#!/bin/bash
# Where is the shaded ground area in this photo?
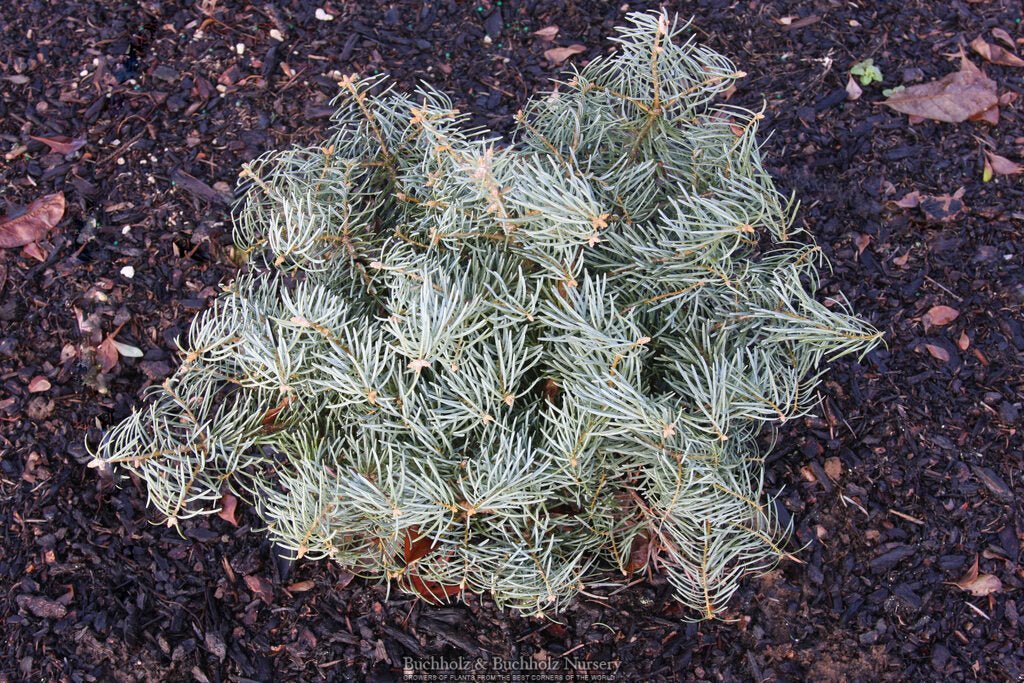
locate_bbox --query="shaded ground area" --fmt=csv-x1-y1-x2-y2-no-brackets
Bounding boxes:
1,0,1022,680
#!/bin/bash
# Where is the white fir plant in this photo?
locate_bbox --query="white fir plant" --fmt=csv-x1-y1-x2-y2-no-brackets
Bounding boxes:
90,11,880,619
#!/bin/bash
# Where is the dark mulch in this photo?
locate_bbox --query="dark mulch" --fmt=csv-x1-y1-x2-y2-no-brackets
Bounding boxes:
1,1,1022,681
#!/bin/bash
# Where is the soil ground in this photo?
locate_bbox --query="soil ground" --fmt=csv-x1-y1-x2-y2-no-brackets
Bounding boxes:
1,1,1022,681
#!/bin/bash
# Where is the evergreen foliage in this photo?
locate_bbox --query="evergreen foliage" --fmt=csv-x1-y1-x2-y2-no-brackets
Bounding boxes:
90,11,881,619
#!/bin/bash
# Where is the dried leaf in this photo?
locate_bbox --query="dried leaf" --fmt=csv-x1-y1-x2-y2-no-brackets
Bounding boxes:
407,574,462,604
260,396,292,433
543,378,560,403
28,376,51,393
403,526,437,564
846,75,863,101
957,330,970,350
970,36,1024,67
969,103,999,124
984,150,1024,176
917,188,967,222
286,580,315,592
923,305,960,328
895,191,921,208
335,571,355,590
951,556,1002,597
96,336,120,373
244,575,274,604
0,192,65,248
29,135,87,155
883,55,998,123
823,457,842,481
217,492,238,526
22,241,48,262
112,340,143,358
990,28,1015,50
626,531,657,574
532,25,559,41
924,343,951,362
854,233,871,255
544,44,586,64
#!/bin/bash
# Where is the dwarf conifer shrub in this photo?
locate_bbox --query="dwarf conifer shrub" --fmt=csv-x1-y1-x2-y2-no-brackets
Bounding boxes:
90,12,880,619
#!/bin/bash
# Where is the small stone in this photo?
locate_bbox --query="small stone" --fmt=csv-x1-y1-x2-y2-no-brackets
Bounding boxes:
315,8,334,21
120,265,135,279
235,43,245,55
269,29,283,41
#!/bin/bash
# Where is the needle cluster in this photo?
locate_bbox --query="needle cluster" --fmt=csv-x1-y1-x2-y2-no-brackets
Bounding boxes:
91,11,880,619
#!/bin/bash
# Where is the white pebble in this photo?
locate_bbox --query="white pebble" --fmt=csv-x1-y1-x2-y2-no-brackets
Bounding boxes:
121,226,132,235
315,8,334,21
269,29,284,41
120,265,135,279
235,43,245,55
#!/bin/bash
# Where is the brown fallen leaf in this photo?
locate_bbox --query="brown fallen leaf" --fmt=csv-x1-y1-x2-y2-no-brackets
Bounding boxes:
990,28,1015,50
957,330,970,350
984,150,1024,176
244,575,275,604
894,188,968,222
29,135,87,155
544,44,586,65
217,492,239,526
853,232,871,255
846,75,863,101
895,191,922,208
406,573,462,605
924,343,951,362
970,36,1024,68
287,580,316,593
823,456,842,481
923,305,960,328
96,336,120,373
532,25,559,41
28,376,51,393
335,570,355,590
22,241,48,262
883,54,998,123
949,556,1002,597
0,192,65,248
921,188,967,221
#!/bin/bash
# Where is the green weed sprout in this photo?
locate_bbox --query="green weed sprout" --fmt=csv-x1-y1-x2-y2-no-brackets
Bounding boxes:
851,58,883,86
